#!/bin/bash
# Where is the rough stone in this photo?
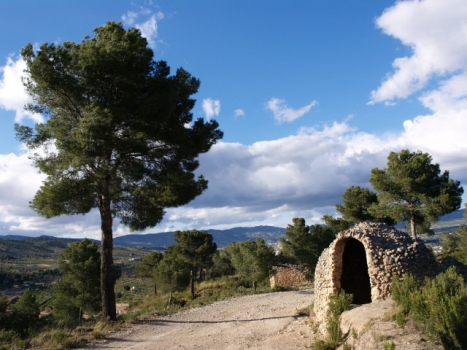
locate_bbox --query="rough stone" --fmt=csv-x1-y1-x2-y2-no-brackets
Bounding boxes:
269,264,309,288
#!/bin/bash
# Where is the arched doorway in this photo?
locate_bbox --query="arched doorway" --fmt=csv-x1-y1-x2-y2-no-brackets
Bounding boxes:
340,238,371,304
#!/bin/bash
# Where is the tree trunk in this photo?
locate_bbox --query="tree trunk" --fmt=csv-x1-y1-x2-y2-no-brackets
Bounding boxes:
190,269,195,299
99,194,116,320
410,215,417,240
154,283,157,295
167,290,172,308
253,280,256,293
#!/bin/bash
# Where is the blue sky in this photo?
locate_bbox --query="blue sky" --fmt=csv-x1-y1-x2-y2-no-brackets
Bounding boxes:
1,0,466,238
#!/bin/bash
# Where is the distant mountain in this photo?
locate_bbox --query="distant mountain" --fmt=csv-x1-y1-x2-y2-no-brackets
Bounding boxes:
1,235,31,241
113,225,286,248
0,209,464,251
436,209,465,221
0,235,84,260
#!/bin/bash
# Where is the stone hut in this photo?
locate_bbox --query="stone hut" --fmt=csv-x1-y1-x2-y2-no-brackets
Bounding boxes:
313,221,438,331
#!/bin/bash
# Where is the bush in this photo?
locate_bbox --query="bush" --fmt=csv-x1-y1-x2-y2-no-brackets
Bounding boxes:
392,267,467,349
395,311,406,328
0,329,19,347
391,273,418,314
312,290,353,349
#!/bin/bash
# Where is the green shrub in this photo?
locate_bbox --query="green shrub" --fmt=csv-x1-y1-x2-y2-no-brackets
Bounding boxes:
327,289,353,317
312,290,353,349
326,315,342,348
0,329,19,345
383,340,396,350
391,273,418,314
392,267,467,350
311,339,335,350
395,311,406,328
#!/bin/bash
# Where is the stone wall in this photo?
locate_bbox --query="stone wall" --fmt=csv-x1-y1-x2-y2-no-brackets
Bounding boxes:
269,264,309,288
313,221,438,333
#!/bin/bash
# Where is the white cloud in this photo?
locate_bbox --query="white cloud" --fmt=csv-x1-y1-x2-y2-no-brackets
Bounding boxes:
0,110,466,237
0,56,43,123
370,0,467,104
122,9,164,48
419,72,467,112
202,98,221,120
0,149,130,239
234,109,245,118
121,11,137,26
154,106,467,231
266,98,317,124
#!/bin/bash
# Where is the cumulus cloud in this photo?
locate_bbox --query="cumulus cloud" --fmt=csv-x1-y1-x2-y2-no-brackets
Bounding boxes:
202,98,221,120
266,98,318,124
0,149,132,239
153,107,467,231
122,8,164,48
0,56,43,123
1,111,466,236
234,109,245,118
369,0,467,105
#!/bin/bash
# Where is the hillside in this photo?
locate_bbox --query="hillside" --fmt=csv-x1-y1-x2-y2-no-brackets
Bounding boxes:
113,225,286,248
0,208,464,253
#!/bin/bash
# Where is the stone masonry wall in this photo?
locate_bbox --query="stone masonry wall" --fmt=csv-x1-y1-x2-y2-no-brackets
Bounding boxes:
313,221,438,333
269,264,309,288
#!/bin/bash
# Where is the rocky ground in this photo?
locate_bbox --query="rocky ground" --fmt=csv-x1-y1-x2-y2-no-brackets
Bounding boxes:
80,289,440,350
339,299,442,349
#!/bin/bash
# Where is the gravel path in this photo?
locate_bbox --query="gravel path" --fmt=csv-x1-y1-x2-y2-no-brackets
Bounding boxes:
84,289,315,350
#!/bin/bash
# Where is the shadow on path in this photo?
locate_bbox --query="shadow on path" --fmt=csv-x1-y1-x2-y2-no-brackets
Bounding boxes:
132,314,303,326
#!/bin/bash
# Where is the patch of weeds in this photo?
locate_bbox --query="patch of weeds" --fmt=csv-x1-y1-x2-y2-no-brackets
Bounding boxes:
92,330,106,340
383,308,398,322
342,341,352,350
92,320,112,340
310,338,335,350
29,328,84,349
383,340,396,350
371,331,384,343
296,303,313,316
271,285,298,292
359,319,374,335
0,329,20,350
395,311,406,328
351,327,358,339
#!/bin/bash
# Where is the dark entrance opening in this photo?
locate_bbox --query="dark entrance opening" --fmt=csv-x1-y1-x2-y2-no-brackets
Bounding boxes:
340,238,371,304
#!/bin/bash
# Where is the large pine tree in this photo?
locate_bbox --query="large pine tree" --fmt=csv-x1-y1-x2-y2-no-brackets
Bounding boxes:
17,22,222,319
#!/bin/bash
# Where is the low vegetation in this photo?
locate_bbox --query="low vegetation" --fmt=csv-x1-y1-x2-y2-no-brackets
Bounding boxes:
311,290,353,350
392,267,467,350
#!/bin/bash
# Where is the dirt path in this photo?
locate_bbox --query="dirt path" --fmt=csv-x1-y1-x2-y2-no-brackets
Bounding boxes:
83,289,315,350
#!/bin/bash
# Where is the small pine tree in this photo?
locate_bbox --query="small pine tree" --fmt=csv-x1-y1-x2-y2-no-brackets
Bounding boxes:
136,252,163,294
153,246,190,307
174,230,217,299
53,238,101,322
227,238,275,292
280,218,336,278
11,290,40,336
